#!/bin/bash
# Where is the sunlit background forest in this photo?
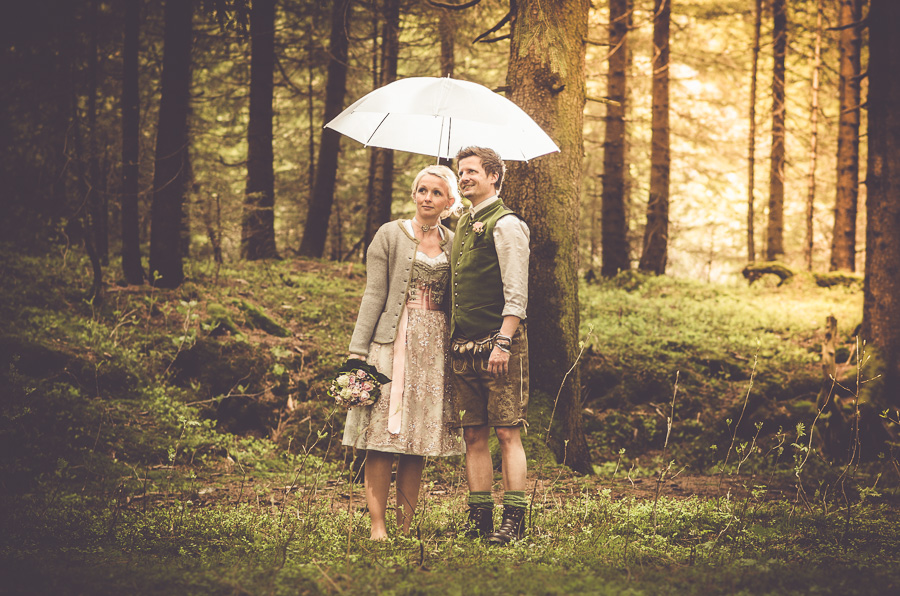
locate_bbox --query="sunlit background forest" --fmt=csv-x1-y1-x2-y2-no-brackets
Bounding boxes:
2,0,868,277
3,0,900,594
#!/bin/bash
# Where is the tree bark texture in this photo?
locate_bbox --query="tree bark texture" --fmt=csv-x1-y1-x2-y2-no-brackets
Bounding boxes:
804,0,822,271
504,0,592,473
121,0,144,284
149,0,193,288
87,0,109,266
241,0,278,260
638,0,670,275
438,5,456,77
830,0,862,272
364,0,400,252
299,0,352,258
765,0,786,262
746,0,761,263
862,0,900,407
601,0,631,278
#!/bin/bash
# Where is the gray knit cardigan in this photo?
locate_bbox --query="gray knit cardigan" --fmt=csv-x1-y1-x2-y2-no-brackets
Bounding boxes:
348,219,453,356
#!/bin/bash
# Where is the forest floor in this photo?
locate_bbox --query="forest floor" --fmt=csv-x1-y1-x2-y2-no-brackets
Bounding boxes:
2,246,899,595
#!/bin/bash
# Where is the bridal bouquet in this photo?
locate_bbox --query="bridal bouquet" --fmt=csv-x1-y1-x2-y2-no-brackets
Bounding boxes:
327,358,391,408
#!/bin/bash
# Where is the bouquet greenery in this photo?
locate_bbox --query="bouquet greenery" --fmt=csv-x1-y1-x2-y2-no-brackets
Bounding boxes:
327,358,391,408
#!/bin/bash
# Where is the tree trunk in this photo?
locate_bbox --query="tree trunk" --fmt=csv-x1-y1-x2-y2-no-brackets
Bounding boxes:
364,0,400,252
862,0,900,408
306,12,316,225
121,0,144,285
299,0,352,258
241,0,278,260
830,0,862,272
149,0,193,288
746,0,761,263
504,0,592,474
804,0,823,271
438,5,455,78
601,0,631,278
86,0,109,266
766,0,786,262
638,0,670,275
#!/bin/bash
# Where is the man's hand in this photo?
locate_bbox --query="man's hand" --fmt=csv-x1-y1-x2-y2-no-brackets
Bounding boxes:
488,345,510,377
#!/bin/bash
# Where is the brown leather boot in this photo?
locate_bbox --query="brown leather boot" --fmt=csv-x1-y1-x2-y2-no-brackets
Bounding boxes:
488,505,526,545
464,505,494,539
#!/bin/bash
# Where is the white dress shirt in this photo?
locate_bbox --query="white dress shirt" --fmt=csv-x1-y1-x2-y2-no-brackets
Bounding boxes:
471,195,530,320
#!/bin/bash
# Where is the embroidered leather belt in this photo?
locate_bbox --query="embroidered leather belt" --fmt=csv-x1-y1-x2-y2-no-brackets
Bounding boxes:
451,331,500,356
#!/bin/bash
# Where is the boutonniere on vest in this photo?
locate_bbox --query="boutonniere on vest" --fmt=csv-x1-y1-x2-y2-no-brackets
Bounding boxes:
472,221,485,235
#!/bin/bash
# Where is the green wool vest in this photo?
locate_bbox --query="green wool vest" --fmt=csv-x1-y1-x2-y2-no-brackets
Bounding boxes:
450,200,517,338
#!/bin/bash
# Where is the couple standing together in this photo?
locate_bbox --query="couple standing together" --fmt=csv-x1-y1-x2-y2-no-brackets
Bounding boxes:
342,146,530,544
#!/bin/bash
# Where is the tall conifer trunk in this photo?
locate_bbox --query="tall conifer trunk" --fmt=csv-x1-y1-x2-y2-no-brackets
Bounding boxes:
241,0,278,260
299,0,352,258
746,0,761,263
804,0,823,271
766,0,786,262
121,0,144,284
504,0,592,474
364,0,399,252
149,0,193,288
638,0,670,275
862,0,900,407
601,0,631,278
830,0,862,272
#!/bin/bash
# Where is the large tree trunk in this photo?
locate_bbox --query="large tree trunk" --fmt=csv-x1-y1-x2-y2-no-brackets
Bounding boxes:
149,0,193,288
638,0,670,275
299,0,352,258
504,0,592,474
363,0,400,252
121,0,144,285
830,0,862,272
862,0,900,408
241,0,278,260
765,0,786,262
804,0,823,271
601,0,631,278
746,0,761,263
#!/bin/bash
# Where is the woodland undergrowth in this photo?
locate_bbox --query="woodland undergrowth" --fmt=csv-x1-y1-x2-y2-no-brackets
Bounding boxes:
1,244,898,595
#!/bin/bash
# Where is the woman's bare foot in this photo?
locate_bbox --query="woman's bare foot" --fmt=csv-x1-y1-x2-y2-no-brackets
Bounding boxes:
370,524,388,541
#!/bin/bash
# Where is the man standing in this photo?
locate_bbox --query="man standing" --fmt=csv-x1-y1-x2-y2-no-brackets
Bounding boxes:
450,146,530,545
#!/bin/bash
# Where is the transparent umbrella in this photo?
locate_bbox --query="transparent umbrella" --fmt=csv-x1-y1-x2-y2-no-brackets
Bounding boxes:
325,76,559,162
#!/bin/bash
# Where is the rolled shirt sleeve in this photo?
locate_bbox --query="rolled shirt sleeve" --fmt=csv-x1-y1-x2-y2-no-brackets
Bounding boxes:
493,214,530,320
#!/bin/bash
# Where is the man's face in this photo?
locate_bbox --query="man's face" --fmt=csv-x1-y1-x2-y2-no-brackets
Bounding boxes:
457,156,498,205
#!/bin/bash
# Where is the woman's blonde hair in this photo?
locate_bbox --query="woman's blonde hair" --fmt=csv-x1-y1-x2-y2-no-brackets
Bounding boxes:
410,164,463,217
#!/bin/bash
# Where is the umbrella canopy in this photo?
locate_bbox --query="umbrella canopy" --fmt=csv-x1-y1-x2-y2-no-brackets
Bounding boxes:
324,76,559,162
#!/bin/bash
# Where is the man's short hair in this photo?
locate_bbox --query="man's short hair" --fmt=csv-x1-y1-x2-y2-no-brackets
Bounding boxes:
456,146,506,192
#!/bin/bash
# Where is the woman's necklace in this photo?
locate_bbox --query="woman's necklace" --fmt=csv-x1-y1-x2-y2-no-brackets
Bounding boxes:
412,218,435,233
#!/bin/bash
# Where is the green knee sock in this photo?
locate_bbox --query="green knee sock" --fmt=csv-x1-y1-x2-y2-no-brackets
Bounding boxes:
503,491,528,509
468,491,494,509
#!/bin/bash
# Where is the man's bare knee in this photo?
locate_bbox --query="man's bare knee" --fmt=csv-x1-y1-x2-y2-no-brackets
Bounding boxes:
494,426,522,446
464,426,490,448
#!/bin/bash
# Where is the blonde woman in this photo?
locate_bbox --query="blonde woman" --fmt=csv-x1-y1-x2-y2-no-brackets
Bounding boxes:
342,165,464,540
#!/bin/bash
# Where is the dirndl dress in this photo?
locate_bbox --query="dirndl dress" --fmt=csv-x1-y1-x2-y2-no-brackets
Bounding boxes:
342,250,463,457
